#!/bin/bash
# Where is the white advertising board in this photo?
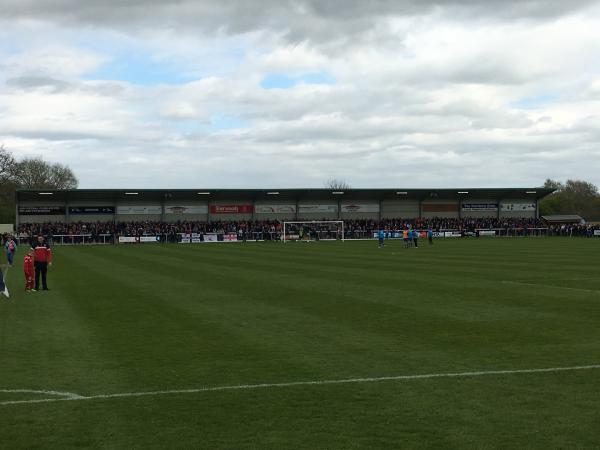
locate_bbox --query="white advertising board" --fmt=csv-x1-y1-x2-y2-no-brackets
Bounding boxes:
139,236,160,243
341,203,380,213
444,232,462,238
462,203,498,211
255,205,297,214
117,205,162,215
165,205,208,214
500,203,536,212
298,204,338,213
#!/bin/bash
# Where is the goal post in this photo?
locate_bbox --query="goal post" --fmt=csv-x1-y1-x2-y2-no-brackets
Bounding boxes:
282,221,345,243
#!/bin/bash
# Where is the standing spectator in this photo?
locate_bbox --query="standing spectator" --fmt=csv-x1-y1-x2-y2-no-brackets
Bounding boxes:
5,235,17,266
32,235,52,291
0,236,8,298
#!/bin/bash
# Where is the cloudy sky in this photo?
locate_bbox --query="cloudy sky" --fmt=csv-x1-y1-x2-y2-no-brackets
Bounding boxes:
1,0,600,188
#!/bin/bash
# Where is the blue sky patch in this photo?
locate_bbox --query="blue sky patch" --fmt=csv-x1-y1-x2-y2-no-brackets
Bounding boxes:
85,52,197,86
260,71,335,89
510,94,557,109
209,114,249,131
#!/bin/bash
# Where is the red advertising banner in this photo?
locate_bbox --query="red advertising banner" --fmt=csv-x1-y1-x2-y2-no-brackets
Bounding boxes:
422,203,458,212
210,204,254,214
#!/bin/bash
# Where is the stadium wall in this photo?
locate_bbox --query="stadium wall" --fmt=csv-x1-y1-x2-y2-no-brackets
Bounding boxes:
381,200,419,218
421,200,458,219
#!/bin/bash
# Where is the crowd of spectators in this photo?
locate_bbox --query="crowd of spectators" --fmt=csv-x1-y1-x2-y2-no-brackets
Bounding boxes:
15,217,598,244
547,224,600,237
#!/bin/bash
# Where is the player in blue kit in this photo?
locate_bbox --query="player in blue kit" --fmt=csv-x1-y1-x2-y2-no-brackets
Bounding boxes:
378,228,385,248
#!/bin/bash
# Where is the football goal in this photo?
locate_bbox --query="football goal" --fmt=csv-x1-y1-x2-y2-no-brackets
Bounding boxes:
282,221,345,242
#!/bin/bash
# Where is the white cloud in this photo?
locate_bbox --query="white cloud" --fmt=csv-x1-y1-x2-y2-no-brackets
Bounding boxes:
1,1,600,188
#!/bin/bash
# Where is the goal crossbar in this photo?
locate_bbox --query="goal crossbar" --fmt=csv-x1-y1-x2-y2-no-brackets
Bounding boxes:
282,221,345,242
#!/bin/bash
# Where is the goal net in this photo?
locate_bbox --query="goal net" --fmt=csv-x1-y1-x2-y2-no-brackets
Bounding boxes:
282,221,345,242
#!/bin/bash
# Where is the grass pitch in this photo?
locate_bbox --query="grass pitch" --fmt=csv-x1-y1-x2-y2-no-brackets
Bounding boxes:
1,238,600,449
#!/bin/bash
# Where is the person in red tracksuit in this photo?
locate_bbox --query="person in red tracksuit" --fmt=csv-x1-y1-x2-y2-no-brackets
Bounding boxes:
24,250,35,292
32,235,52,291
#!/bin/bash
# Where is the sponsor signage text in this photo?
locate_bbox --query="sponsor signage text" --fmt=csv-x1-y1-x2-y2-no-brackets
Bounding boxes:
165,205,208,215
255,205,297,214
69,206,115,215
298,204,338,213
19,206,66,215
117,205,162,215
461,203,498,211
341,203,380,213
139,236,160,243
501,203,536,212
210,205,253,215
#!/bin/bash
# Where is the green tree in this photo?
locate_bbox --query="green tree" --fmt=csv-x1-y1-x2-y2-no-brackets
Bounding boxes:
0,145,18,223
0,147,78,224
543,178,564,191
14,157,78,190
539,178,600,220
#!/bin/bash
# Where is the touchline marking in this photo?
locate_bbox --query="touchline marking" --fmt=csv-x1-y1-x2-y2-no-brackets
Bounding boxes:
502,280,600,294
559,277,600,282
2,364,600,407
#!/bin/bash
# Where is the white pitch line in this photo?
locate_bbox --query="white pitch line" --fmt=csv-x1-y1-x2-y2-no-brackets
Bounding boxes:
502,280,600,294
559,277,600,282
0,389,85,405
2,364,600,407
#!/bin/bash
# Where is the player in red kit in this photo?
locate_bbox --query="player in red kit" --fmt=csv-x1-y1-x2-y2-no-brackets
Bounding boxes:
24,250,35,292
32,235,52,291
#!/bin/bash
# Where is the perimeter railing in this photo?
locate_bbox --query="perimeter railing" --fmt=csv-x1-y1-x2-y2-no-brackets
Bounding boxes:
14,227,599,245
18,234,114,245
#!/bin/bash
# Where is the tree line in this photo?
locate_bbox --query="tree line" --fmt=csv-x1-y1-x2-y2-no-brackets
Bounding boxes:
539,179,600,221
0,145,78,223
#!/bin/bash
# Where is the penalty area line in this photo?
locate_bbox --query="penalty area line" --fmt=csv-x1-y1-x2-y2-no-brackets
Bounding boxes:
2,364,600,407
